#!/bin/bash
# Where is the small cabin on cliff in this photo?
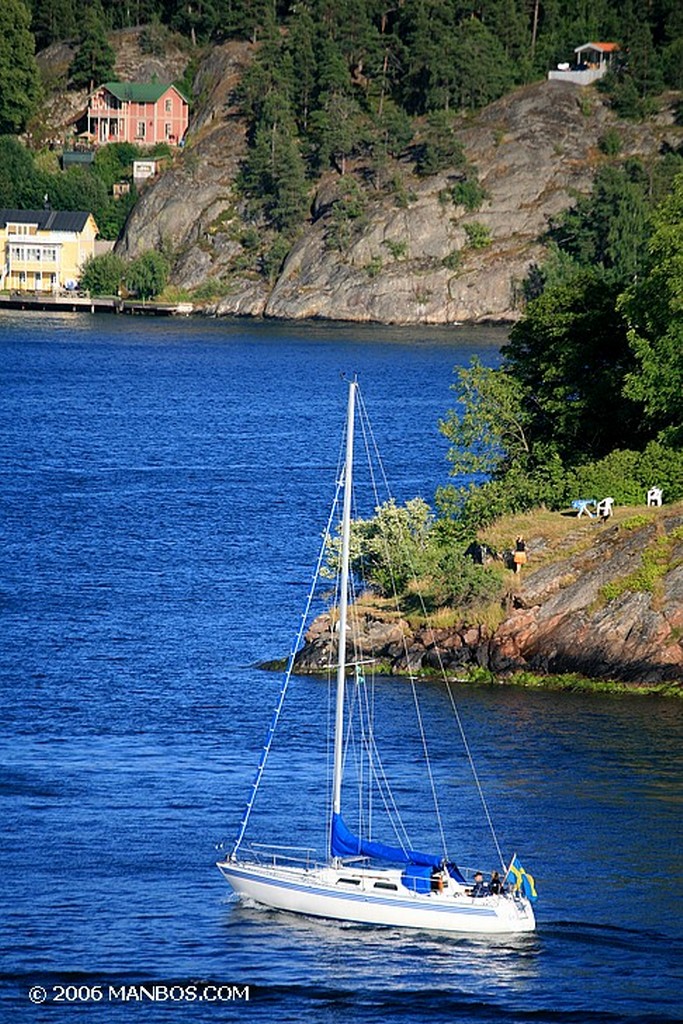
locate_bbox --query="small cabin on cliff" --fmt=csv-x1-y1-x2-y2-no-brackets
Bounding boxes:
83,81,189,146
548,42,619,86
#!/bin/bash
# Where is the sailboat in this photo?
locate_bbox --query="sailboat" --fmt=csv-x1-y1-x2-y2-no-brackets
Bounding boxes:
217,378,537,934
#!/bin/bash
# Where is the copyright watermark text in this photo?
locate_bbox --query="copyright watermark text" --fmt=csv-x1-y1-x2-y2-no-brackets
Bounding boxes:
28,982,251,1004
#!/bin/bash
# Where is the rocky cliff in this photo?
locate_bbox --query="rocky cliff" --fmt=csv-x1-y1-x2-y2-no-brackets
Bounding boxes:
116,40,682,324
293,506,683,686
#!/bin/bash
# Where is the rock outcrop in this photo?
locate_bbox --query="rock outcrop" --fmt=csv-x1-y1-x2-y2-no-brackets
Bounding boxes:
293,508,683,685
115,37,682,324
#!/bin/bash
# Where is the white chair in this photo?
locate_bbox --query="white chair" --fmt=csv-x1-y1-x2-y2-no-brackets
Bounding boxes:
647,487,663,507
596,497,614,519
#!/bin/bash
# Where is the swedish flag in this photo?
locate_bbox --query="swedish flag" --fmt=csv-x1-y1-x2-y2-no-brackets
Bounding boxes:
508,855,538,902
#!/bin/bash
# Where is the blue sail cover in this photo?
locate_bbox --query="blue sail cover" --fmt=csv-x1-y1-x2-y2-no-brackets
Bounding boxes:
330,812,443,868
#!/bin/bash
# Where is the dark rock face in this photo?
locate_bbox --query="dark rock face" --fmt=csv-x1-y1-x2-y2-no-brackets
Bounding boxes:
294,511,683,685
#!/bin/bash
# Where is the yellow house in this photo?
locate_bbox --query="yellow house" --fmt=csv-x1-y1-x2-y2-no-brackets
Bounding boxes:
0,208,98,293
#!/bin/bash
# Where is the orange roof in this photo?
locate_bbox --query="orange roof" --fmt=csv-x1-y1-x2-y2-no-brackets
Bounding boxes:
575,41,620,52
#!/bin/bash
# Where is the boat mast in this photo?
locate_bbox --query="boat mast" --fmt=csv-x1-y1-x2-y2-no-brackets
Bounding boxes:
331,377,356,824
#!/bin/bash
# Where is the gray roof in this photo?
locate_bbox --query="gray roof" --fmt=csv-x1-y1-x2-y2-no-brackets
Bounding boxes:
0,209,92,232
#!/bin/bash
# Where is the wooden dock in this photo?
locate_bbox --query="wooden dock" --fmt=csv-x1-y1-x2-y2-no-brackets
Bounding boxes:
0,293,194,316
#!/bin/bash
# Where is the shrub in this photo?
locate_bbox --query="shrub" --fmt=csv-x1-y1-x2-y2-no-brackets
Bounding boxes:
598,129,622,156
463,221,491,248
442,250,462,271
365,255,383,278
261,235,291,284
79,252,126,296
568,443,683,505
450,176,487,212
125,251,170,299
383,239,407,260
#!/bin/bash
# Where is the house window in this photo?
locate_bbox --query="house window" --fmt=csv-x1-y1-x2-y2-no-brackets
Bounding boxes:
43,247,57,262
137,121,146,138
11,245,24,260
165,122,172,138
19,271,26,284
165,98,172,112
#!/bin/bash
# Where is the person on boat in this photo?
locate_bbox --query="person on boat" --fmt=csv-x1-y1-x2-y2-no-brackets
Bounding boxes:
513,536,527,574
430,866,445,893
489,870,502,894
470,871,487,897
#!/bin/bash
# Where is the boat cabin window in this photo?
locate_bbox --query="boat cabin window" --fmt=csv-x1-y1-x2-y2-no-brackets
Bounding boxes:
373,881,398,891
338,877,361,886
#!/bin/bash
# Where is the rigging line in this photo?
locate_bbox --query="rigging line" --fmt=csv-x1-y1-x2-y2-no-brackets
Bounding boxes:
444,677,506,871
364,730,415,852
230,471,345,860
355,386,449,860
358,663,376,839
357,383,506,870
348,404,416,852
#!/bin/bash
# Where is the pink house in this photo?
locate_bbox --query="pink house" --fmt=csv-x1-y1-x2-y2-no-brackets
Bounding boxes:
86,82,189,146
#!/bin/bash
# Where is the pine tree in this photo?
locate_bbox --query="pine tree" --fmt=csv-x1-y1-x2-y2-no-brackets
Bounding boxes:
32,0,78,49
69,2,116,91
0,0,40,134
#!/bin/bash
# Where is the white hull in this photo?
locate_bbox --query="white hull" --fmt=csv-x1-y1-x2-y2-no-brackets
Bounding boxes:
218,859,536,935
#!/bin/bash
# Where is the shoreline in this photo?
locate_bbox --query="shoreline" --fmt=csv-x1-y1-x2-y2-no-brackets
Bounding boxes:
258,657,683,699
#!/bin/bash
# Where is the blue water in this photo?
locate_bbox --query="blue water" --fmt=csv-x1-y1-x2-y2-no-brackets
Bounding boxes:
1,312,682,1023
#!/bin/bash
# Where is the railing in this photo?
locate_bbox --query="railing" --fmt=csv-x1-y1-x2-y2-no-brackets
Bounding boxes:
240,843,322,870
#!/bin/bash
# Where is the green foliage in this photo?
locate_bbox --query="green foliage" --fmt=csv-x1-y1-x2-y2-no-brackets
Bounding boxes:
450,175,487,212
505,270,645,463
309,92,367,175
382,239,407,260
436,454,569,538
598,129,622,156
567,443,683,506
327,176,367,251
439,357,532,480
93,143,140,190
261,234,291,284
32,0,79,49
174,57,199,109
325,495,504,610
442,250,462,271
239,91,309,235
48,166,110,226
0,136,36,206
463,222,491,249
621,515,651,531
125,250,170,299
69,1,116,91
546,163,652,285
450,17,515,110
601,535,680,602
139,15,167,57
364,255,383,278
0,0,39,135
96,187,138,241
415,111,466,176
423,549,505,610
619,172,683,447
326,498,435,598
79,251,126,295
